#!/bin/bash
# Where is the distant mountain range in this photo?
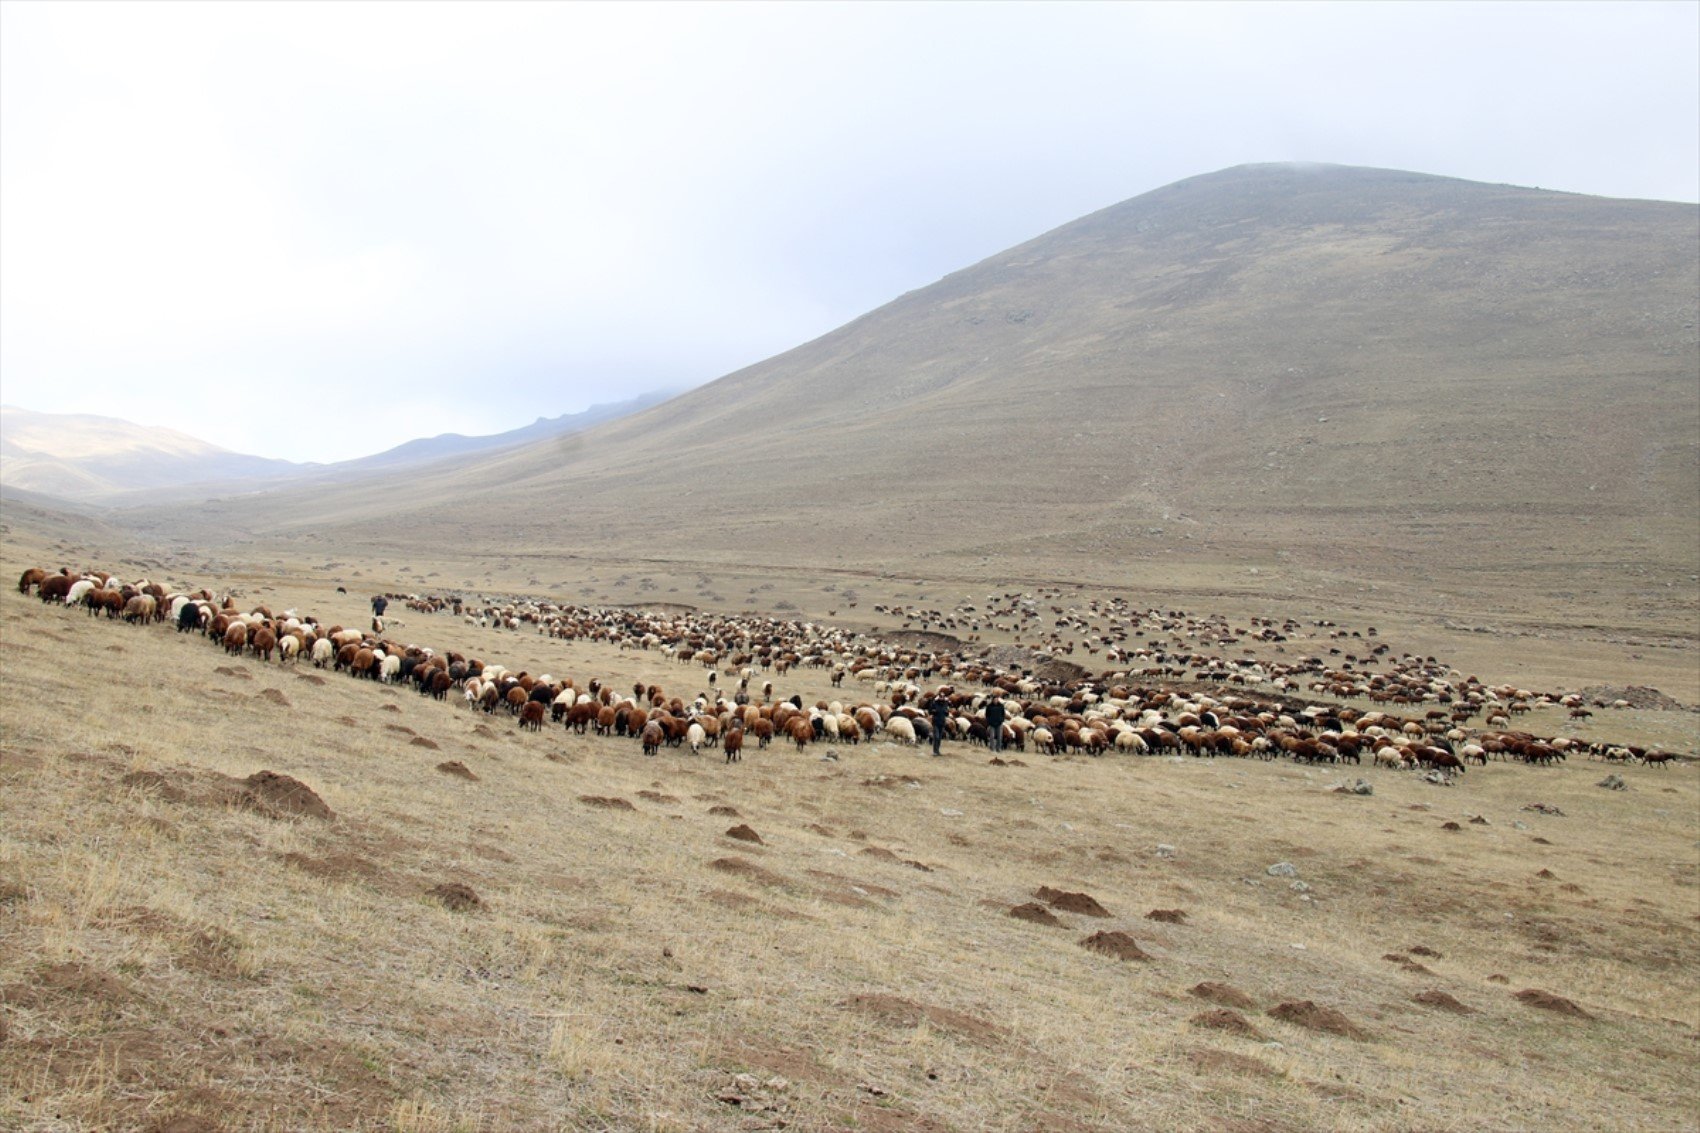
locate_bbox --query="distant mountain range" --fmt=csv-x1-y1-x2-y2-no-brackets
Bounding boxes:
0,392,672,504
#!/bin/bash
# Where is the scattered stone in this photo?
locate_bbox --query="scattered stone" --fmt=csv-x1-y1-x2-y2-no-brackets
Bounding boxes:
1266,862,1298,878
1513,988,1592,1019
1332,779,1373,795
726,824,764,844
1469,815,1490,825
1146,908,1188,924
1421,770,1456,786
435,760,478,780
1079,930,1152,962
1155,844,1177,859
1289,881,1312,894
428,882,482,912
1522,803,1566,816
1596,775,1627,791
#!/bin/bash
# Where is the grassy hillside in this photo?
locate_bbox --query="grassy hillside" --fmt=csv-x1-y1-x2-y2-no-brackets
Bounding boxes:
120,165,1698,638
2,541,1697,1131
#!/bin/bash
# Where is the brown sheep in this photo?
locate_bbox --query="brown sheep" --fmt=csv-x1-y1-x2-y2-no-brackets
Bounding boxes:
640,720,666,756
251,625,277,662
724,727,744,763
222,622,249,655
17,567,47,594
519,700,546,731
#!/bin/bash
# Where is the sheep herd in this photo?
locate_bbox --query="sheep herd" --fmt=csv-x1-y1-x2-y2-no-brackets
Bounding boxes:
16,565,1686,772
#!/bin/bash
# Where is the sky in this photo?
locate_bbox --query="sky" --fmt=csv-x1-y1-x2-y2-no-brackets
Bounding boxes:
3,1,1697,465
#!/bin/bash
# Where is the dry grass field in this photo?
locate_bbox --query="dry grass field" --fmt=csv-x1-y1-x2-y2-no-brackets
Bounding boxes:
3,524,1698,1133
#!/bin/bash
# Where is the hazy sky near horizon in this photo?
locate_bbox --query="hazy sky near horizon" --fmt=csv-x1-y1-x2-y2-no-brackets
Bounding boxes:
3,1,1696,464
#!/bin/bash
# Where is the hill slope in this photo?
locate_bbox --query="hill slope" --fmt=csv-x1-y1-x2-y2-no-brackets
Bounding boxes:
129,164,1700,622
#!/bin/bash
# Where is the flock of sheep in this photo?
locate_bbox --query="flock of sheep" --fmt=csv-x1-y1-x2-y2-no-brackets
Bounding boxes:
17,565,1684,771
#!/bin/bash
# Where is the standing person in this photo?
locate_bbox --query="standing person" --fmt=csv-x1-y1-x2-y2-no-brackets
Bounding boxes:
371,594,388,619
985,694,1006,753
928,690,952,756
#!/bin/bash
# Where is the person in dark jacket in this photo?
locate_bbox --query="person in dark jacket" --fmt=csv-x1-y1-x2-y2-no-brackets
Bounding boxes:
371,594,388,617
985,695,1007,753
928,692,952,756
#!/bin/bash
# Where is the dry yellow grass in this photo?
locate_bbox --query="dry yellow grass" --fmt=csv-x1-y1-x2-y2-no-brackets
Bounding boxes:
3,529,1698,1132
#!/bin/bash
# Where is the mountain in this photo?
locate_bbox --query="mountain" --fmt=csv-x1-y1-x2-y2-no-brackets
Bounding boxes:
0,393,672,504
118,164,1700,622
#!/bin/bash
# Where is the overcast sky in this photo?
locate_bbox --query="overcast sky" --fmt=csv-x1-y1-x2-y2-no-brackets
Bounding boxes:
3,1,1696,464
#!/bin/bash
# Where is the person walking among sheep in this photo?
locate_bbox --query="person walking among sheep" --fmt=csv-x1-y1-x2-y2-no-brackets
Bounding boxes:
928,691,952,756
985,695,1006,753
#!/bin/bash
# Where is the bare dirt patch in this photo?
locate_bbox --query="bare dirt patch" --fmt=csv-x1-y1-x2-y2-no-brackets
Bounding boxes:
435,760,478,779
1147,908,1188,924
841,993,1007,1046
578,795,635,810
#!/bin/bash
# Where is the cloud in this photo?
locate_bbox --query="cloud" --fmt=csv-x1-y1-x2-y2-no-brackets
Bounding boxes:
2,1,1695,463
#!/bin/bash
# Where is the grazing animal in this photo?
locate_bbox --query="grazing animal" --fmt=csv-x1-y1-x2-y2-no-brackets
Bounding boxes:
724,727,744,763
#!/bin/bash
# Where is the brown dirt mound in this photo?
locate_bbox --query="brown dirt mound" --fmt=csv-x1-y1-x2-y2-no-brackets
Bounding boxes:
1578,684,1689,711
295,672,326,685
1079,931,1151,962
385,723,416,735
1513,988,1592,1018
1267,1000,1369,1040
256,688,291,707
1,961,137,1013
708,804,742,817
436,760,478,780
1147,908,1188,924
1190,982,1258,1010
240,771,333,820
1408,945,1443,958
710,857,789,889
121,769,189,803
1412,990,1476,1014
213,666,251,680
859,846,900,862
726,824,764,844
840,993,1007,1045
1008,902,1064,926
1036,886,1111,917
1441,821,1462,831
428,882,482,912
579,795,635,810
638,790,681,804
409,736,440,750
279,852,377,882
1190,1009,1264,1038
